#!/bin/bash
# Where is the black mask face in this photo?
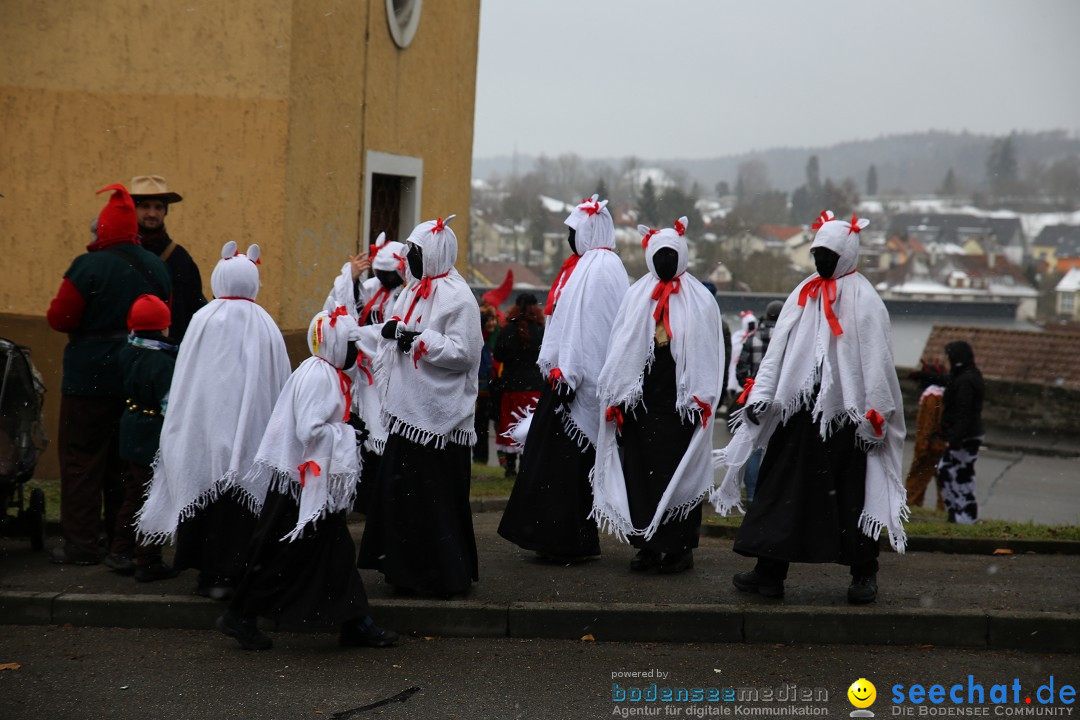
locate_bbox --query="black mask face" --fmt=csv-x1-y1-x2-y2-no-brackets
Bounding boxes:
344,342,359,370
652,248,679,282
812,247,840,279
376,269,404,291
407,242,424,279
567,227,578,255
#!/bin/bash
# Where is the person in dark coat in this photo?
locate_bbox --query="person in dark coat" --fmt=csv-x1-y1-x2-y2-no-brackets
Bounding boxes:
937,341,984,524
110,294,180,582
46,184,172,566
492,293,546,477
130,175,207,343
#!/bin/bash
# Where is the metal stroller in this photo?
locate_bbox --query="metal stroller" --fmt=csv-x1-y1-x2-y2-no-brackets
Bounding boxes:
0,337,49,550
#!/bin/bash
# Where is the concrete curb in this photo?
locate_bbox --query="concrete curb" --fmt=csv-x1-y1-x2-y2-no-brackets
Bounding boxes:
2,591,1074,653
698,524,1080,555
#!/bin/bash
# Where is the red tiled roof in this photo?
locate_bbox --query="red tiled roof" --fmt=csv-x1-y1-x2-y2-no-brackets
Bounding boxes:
759,225,805,241
920,325,1080,389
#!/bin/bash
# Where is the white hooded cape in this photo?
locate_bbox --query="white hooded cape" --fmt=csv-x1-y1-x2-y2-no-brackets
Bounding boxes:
137,242,291,543
710,213,909,552
590,220,725,541
535,196,629,449
374,217,483,448
236,309,363,542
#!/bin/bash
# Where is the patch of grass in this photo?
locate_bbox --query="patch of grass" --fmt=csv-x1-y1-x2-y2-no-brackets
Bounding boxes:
704,504,1080,542
22,478,61,522
471,462,515,498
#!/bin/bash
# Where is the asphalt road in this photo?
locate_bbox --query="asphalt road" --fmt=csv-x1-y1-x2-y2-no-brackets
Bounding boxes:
2,626,1077,720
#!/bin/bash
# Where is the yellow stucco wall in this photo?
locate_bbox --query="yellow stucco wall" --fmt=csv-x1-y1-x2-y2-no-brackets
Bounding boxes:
0,0,480,479
282,0,481,327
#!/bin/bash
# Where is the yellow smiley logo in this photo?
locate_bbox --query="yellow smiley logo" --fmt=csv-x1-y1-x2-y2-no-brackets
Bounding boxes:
848,678,877,709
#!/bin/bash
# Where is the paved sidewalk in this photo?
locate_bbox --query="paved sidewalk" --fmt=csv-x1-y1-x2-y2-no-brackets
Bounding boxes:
3,512,1077,653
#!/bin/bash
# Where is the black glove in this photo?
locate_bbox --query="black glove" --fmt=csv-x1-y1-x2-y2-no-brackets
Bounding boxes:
381,320,399,340
553,381,576,405
744,401,767,425
397,330,421,354
347,415,369,448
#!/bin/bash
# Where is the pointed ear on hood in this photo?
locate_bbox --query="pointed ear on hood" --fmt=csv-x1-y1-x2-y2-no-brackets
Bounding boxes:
674,216,689,236
442,214,457,227
246,244,261,263
221,241,238,259
374,231,387,249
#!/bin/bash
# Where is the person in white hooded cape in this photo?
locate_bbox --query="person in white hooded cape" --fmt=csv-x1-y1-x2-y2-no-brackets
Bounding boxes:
137,241,291,599
497,195,630,560
590,217,724,574
322,231,411,513
712,211,907,605
213,308,398,651
356,215,483,597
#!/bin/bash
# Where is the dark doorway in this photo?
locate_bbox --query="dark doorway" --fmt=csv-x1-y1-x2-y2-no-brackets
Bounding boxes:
370,173,405,245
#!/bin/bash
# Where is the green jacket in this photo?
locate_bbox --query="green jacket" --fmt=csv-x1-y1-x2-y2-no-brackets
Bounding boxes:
118,337,177,466
62,244,172,396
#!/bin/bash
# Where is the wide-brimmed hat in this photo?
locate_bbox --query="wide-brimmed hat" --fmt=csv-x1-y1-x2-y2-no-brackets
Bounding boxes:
129,175,183,204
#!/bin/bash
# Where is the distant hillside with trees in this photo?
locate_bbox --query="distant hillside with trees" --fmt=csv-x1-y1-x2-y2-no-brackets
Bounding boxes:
475,130,1080,200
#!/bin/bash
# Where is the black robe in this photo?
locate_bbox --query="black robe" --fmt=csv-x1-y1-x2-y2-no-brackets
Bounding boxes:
173,489,258,582
733,408,878,567
621,343,701,555
230,489,369,626
497,386,601,558
357,434,478,596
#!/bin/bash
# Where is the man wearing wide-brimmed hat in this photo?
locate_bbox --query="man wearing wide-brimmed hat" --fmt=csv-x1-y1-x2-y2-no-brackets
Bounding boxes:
130,175,207,342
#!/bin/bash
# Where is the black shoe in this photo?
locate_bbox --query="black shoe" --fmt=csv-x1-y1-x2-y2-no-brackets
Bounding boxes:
732,569,785,598
104,552,136,575
196,575,235,601
847,574,878,604
135,561,180,583
629,548,662,572
216,611,272,651
50,546,99,566
658,550,694,575
340,616,400,648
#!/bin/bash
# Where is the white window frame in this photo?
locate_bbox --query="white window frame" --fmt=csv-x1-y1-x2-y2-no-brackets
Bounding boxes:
363,151,423,249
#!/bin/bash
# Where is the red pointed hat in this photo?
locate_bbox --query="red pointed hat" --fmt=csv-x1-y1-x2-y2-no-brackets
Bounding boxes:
127,293,171,332
482,269,514,307
95,184,138,246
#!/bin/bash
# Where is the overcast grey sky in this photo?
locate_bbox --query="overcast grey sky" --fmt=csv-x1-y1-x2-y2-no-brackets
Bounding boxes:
472,0,1080,160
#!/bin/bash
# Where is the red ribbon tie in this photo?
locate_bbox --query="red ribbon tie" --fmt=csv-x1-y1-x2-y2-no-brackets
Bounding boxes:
641,228,659,250
866,409,884,437
412,340,429,369
544,253,581,315
297,460,321,488
549,368,564,389
328,305,349,327
692,396,712,429
651,276,682,340
737,377,755,405
605,405,624,433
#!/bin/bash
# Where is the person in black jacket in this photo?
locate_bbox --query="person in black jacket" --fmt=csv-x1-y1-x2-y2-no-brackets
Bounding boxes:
130,175,208,343
492,294,546,477
937,340,984,524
